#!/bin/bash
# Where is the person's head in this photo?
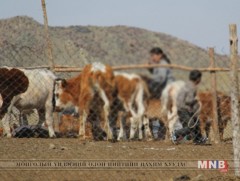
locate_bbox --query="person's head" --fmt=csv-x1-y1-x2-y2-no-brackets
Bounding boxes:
150,47,163,63
150,47,171,64
189,70,202,85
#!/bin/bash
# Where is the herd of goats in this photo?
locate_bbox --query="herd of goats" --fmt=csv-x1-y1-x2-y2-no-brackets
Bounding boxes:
0,62,231,143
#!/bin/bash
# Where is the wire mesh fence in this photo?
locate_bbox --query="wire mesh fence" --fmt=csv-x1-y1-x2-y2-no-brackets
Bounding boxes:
0,63,234,141
0,16,240,181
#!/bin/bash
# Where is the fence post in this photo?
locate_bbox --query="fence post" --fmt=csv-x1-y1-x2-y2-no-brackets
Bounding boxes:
209,48,220,143
41,0,54,70
229,24,240,177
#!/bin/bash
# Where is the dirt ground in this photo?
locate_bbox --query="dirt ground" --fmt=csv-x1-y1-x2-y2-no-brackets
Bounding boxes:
0,138,239,181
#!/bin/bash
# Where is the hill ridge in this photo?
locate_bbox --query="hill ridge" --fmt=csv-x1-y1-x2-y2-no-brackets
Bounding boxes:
0,16,228,69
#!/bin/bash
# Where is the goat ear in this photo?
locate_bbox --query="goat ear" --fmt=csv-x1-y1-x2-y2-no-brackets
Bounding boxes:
61,79,67,88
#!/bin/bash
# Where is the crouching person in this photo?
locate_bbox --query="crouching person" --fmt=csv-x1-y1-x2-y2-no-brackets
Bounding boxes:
172,70,207,144
148,47,175,140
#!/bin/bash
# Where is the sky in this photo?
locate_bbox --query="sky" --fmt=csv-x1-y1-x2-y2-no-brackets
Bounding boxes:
1,0,240,54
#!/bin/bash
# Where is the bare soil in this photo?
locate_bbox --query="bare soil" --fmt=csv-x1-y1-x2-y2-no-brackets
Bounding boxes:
0,138,239,181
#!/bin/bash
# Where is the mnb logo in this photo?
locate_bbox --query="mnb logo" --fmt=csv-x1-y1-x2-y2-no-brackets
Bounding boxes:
198,160,228,172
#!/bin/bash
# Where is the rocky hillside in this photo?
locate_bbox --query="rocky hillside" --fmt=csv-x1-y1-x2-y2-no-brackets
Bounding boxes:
0,16,229,69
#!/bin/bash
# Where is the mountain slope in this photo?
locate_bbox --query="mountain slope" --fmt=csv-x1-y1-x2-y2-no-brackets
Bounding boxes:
0,16,229,69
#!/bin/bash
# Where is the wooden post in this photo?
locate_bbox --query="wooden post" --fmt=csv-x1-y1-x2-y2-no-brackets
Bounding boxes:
209,48,220,143
41,0,54,70
229,24,240,177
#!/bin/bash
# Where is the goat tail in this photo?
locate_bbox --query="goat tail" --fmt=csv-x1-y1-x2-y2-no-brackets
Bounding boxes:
140,79,151,99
